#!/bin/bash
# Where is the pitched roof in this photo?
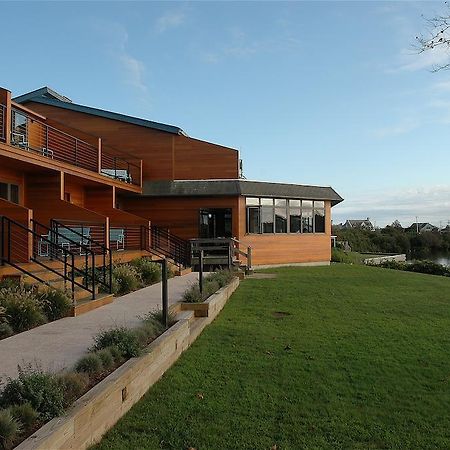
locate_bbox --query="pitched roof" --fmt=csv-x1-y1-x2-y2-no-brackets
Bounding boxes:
13,87,187,136
140,179,344,206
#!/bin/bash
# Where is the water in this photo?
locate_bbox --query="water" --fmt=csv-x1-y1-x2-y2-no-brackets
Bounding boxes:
430,255,450,267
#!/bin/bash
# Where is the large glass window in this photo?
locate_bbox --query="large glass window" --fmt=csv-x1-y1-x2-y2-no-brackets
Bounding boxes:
245,197,326,235
314,201,325,233
247,207,260,234
301,200,313,233
289,199,301,233
261,198,274,233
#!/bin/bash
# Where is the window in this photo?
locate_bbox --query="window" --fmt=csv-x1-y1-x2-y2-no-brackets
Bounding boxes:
314,201,325,233
275,199,287,233
0,182,20,204
289,199,301,233
261,198,274,233
245,197,326,235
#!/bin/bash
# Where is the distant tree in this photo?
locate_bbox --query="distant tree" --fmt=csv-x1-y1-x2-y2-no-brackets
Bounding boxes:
416,3,450,71
391,220,403,229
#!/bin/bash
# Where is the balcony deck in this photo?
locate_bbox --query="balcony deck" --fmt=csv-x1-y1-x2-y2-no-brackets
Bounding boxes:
0,96,142,191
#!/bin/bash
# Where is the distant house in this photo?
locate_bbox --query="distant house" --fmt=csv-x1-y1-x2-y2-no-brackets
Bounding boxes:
342,218,374,231
440,225,450,233
406,223,438,233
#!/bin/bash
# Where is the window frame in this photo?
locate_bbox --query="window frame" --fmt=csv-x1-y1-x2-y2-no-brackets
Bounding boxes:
0,181,20,205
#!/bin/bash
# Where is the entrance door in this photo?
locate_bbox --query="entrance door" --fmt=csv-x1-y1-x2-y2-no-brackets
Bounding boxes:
199,208,232,238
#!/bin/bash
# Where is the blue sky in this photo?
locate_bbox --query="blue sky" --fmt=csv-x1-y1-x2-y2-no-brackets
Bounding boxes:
1,1,450,227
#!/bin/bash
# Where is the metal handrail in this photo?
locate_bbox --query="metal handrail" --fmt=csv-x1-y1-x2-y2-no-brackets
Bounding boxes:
0,216,97,302
0,103,5,142
50,220,112,293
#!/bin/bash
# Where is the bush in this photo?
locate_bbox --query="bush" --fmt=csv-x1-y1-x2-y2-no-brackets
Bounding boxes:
37,288,72,321
75,354,103,376
0,368,65,421
107,345,124,364
0,322,13,340
57,372,89,407
207,269,234,288
112,264,141,295
9,402,38,431
143,310,176,328
182,283,202,303
377,259,450,277
130,258,161,285
0,278,21,290
0,409,20,449
96,348,114,370
0,288,46,333
92,327,140,358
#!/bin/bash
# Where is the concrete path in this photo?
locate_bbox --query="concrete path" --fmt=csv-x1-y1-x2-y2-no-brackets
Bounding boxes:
0,272,198,381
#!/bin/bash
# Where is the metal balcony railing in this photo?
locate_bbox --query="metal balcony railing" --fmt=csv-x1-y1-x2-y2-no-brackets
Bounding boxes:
0,103,5,142
8,108,141,186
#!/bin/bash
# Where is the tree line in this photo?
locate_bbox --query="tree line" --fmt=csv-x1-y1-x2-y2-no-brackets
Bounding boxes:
333,226,450,259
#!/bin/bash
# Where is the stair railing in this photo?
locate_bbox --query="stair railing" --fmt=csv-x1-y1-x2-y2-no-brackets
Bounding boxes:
0,216,96,302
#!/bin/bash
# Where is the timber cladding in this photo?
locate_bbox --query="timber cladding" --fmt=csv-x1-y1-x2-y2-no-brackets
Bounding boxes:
25,102,239,181
123,195,241,240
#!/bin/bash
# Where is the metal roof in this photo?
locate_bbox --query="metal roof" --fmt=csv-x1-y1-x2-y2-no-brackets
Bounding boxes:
141,179,344,206
13,87,187,136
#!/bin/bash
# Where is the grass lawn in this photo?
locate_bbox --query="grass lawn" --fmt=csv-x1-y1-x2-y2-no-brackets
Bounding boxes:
94,265,450,450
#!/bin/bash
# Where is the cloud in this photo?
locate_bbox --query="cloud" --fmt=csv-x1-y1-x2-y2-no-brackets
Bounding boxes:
156,9,186,33
333,185,450,227
389,46,450,73
371,118,419,138
92,20,148,95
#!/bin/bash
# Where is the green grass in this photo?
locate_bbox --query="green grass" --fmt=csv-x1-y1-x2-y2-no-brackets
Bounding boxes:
93,265,450,450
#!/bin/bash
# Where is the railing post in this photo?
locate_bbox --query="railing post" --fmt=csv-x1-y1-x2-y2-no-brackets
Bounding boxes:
97,138,102,174
199,250,204,296
247,246,252,271
162,258,168,328
74,139,78,166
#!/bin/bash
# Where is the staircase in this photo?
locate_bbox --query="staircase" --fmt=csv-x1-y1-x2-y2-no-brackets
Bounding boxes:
0,216,113,314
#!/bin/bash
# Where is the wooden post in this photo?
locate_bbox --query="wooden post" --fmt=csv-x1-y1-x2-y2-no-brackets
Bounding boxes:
97,138,102,174
247,246,252,271
162,258,168,328
199,250,204,296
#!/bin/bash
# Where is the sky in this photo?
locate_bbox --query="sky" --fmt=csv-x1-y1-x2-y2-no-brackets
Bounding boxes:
1,1,449,228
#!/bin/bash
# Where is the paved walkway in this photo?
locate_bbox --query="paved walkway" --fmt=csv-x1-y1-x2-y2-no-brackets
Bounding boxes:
0,272,199,381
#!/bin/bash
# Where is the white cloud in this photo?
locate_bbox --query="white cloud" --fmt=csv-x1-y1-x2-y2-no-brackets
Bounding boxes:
333,185,450,227
372,118,419,138
119,52,147,93
156,9,186,33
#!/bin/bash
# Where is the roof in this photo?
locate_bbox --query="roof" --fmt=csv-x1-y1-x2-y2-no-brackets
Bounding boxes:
140,179,344,206
13,87,187,136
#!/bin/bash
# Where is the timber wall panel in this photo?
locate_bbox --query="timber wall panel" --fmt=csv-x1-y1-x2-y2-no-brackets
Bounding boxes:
25,103,239,182
0,166,25,205
123,196,240,240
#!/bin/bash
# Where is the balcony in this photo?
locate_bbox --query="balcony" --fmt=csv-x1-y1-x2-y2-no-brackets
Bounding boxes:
0,101,141,188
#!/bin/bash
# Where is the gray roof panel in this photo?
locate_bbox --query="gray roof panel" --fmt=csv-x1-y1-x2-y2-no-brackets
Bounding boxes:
141,180,343,206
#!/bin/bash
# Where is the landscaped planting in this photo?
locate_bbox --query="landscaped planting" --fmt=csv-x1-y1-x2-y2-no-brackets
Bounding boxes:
0,282,72,340
182,269,235,303
94,265,450,449
0,307,171,448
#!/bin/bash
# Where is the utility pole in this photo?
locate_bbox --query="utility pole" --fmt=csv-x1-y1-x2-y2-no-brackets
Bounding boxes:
416,216,419,234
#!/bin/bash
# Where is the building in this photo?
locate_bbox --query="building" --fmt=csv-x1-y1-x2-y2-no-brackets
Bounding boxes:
406,223,439,233
0,85,343,308
342,218,374,231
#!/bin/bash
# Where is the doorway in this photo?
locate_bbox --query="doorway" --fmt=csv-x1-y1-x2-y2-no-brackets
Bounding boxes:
199,208,232,238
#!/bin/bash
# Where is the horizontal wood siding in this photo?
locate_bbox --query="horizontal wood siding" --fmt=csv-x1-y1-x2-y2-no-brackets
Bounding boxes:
123,196,240,240
237,199,332,265
0,166,25,205
26,103,239,182
173,136,238,180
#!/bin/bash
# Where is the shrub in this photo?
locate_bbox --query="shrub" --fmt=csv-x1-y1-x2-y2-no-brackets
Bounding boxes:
0,368,65,421
75,354,103,376
143,310,176,328
0,278,21,290
92,327,140,358
182,283,202,303
207,269,234,288
0,322,13,340
37,288,72,321
203,279,220,298
96,348,114,370
377,259,450,277
0,409,20,449
130,258,161,285
107,345,124,364
57,372,89,406
9,402,38,431
112,264,141,295
0,288,46,333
